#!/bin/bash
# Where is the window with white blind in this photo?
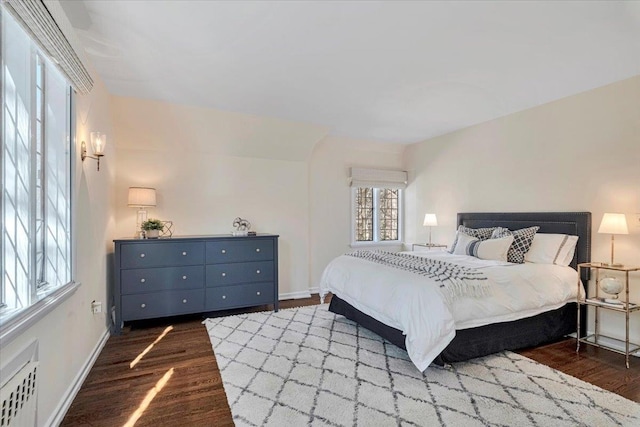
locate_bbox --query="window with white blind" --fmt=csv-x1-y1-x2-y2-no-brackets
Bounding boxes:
350,168,406,246
1,7,73,318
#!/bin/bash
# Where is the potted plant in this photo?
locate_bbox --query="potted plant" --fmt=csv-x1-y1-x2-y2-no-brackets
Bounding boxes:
141,218,164,239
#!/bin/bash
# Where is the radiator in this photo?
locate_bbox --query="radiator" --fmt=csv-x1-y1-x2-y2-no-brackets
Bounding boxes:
0,361,39,427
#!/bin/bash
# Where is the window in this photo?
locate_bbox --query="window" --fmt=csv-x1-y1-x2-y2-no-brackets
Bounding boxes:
1,8,73,316
350,168,406,245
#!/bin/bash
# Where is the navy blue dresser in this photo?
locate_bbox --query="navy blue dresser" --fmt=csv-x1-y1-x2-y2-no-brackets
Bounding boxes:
112,234,279,334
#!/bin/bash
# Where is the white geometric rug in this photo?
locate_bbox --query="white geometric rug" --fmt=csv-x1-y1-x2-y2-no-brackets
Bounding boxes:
204,304,640,426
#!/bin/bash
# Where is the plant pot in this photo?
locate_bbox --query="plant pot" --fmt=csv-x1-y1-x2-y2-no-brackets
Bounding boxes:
146,229,160,239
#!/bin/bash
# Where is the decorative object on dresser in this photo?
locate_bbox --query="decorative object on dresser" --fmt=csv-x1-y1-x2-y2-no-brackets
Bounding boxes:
422,213,438,247
80,132,107,171
232,217,251,236
112,234,279,334
128,187,157,237
597,212,628,267
140,218,164,239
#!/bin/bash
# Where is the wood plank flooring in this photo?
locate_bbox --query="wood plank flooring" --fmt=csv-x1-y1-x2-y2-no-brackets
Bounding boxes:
62,295,640,426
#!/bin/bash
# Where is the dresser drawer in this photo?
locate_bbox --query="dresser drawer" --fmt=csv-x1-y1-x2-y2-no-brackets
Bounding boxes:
206,239,274,264
206,261,273,287
121,242,204,268
205,282,274,310
121,289,204,321
121,266,204,295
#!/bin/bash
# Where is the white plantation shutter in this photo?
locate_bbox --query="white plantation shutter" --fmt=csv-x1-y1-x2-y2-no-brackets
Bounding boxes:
3,0,93,93
350,167,408,190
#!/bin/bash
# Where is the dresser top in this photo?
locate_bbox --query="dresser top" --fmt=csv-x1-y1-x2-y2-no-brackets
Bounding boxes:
114,233,279,243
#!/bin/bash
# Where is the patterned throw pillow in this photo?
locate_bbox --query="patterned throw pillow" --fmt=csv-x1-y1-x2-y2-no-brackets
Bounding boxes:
491,226,540,263
449,226,497,253
452,232,514,261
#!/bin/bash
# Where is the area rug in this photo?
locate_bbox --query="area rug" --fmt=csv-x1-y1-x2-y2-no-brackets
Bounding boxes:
204,304,640,426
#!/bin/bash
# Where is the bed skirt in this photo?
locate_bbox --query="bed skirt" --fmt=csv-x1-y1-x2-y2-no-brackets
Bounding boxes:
328,294,577,366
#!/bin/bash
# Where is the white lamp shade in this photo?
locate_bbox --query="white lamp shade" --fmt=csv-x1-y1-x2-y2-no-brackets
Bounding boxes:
598,213,628,235
128,187,156,207
423,213,438,227
90,132,106,156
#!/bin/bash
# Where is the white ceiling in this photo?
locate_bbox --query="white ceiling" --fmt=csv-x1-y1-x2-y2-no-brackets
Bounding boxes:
60,1,640,144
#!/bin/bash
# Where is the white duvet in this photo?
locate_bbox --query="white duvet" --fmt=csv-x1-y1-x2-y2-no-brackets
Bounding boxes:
319,250,582,371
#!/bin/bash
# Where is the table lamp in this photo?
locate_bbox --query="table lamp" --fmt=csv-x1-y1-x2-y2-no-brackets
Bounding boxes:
128,187,156,237
423,213,438,246
597,213,628,267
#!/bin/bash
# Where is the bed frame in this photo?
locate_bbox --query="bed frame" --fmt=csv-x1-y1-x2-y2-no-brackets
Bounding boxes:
329,211,592,365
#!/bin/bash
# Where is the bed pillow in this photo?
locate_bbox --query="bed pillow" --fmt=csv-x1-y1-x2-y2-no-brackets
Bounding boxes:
452,232,514,261
525,233,579,266
448,226,497,253
491,226,540,264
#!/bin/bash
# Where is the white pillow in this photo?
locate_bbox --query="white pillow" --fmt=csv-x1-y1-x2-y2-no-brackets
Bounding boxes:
452,232,514,262
525,233,579,266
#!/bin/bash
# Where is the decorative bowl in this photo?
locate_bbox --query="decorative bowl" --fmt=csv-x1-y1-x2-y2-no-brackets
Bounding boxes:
599,276,623,297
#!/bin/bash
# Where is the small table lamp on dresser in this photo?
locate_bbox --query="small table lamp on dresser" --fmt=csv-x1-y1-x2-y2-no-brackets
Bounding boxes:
128,187,156,237
597,213,628,267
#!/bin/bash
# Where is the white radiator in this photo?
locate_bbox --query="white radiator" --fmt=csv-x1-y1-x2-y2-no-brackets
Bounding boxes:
0,361,39,427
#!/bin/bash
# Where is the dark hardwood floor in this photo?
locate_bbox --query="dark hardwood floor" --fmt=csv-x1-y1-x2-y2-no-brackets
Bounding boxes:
62,295,640,426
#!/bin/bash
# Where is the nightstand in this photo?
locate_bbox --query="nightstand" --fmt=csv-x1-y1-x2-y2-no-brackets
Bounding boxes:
576,262,640,368
412,243,448,251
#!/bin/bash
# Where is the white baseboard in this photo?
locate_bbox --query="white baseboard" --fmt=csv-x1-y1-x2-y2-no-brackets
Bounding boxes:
47,328,110,427
279,290,312,300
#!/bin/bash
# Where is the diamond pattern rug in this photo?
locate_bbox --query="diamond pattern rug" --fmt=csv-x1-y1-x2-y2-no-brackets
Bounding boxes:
204,304,640,426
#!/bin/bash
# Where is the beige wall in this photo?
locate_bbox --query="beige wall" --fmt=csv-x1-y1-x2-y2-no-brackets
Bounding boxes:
404,75,640,341
309,136,406,288
2,78,115,426
111,96,329,297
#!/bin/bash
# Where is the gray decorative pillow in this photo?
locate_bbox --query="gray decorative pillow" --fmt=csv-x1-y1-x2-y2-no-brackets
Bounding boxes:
491,226,540,263
449,226,497,253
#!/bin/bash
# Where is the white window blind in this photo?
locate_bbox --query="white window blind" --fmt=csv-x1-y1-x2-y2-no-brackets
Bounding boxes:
349,167,408,190
3,0,93,93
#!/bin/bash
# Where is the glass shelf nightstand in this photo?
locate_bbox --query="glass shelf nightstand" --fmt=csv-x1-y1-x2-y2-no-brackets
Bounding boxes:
411,243,448,251
576,262,640,368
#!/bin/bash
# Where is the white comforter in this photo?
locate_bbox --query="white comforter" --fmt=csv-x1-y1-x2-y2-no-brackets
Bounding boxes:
319,250,582,371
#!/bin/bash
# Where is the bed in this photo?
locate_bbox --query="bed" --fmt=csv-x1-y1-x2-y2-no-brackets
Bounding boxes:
320,212,591,370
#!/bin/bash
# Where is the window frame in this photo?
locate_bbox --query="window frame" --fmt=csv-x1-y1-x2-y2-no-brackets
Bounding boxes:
350,187,404,247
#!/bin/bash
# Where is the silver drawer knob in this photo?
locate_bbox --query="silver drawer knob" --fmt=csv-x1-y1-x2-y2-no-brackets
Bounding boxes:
222,295,226,299
141,303,146,308
256,291,261,296
182,299,187,303
222,272,226,277
140,278,146,283
182,275,187,280
256,248,260,252
221,249,226,254
182,251,187,256
140,253,145,258
256,270,261,274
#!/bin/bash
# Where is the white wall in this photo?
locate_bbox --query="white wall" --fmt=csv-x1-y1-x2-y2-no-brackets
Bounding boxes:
1,78,115,426
111,96,329,297
404,75,640,342
309,136,406,288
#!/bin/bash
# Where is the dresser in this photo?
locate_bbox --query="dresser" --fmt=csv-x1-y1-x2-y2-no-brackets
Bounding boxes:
112,234,279,334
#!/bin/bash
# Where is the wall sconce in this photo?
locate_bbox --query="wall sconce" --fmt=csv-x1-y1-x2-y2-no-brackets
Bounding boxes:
128,187,157,237
81,132,107,171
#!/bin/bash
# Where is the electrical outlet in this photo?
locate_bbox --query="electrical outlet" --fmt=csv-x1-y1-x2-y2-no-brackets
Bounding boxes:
91,300,102,314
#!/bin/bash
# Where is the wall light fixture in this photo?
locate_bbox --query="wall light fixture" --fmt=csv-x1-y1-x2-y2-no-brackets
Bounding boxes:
81,132,107,171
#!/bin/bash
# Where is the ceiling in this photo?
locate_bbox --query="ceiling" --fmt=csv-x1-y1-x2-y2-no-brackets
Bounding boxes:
60,1,640,144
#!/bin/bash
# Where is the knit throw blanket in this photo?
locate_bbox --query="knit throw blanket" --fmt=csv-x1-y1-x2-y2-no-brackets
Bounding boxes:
347,250,489,302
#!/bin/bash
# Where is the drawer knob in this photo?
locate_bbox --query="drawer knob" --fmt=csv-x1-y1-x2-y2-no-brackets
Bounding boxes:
256,291,261,296
256,270,261,274
222,272,226,277
141,303,146,308
140,278,146,283
182,251,187,256
182,275,187,280
182,299,187,303
256,248,260,253
221,249,226,254
222,295,226,299
140,253,145,258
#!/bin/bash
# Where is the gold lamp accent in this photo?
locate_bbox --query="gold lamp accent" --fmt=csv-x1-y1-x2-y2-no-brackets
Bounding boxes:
81,132,107,171
597,213,628,267
423,213,438,247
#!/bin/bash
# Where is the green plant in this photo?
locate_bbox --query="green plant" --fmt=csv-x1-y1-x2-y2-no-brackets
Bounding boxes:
141,218,164,231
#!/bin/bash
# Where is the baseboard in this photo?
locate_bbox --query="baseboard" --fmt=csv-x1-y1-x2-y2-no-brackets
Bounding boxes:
279,290,312,300
47,327,110,427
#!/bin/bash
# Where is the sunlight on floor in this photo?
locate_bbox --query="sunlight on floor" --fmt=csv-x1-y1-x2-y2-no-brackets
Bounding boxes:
122,367,174,427
130,325,173,369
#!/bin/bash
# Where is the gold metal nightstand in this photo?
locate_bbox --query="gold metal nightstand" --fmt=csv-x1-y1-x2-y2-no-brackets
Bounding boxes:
411,243,448,251
576,262,640,368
